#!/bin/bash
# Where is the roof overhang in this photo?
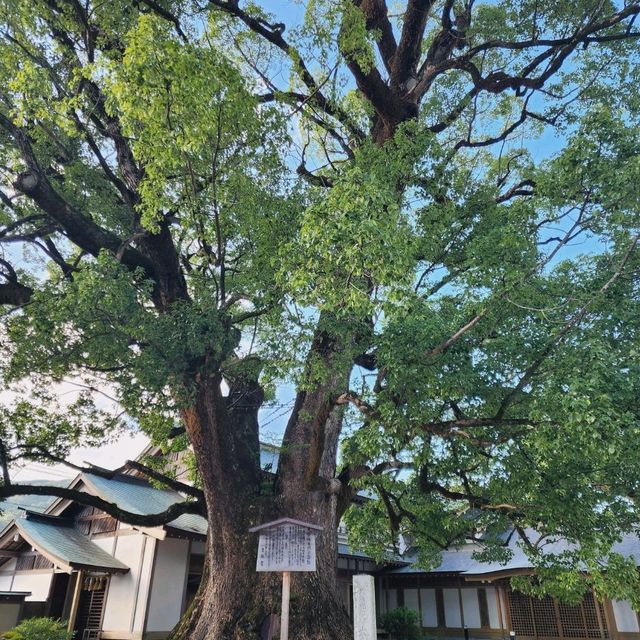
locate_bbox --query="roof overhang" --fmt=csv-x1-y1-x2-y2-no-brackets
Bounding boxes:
463,567,535,582
11,513,129,575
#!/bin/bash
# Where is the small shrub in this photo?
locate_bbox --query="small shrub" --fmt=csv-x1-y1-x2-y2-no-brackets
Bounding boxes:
380,607,421,640
2,617,72,640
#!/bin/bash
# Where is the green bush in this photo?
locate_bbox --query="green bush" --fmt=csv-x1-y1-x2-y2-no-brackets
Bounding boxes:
380,607,421,640
2,617,72,640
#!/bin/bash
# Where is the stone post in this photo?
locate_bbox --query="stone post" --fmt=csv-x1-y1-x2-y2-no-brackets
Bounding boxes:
353,574,377,640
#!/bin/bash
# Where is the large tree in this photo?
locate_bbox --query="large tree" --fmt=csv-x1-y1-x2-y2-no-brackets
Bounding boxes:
1,0,640,638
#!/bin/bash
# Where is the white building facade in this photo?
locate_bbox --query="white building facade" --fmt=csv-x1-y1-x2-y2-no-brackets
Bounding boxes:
0,456,639,640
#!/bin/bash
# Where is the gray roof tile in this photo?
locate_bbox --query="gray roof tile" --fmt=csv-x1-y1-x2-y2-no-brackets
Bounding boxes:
17,515,129,573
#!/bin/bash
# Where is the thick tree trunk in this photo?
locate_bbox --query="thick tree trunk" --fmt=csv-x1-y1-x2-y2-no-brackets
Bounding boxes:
170,518,351,640
168,376,353,640
168,492,352,640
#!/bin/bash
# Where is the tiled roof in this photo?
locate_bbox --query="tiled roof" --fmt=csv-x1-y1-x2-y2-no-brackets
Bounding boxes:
82,473,182,515
167,513,208,537
81,472,208,537
16,513,129,573
389,529,640,576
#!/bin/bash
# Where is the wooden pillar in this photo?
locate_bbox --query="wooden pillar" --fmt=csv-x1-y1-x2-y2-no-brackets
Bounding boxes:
280,571,290,640
67,570,83,633
496,584,506,639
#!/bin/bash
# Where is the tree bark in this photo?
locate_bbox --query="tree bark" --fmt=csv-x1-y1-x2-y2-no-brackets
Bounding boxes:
169,503,351,640
168,376,353,640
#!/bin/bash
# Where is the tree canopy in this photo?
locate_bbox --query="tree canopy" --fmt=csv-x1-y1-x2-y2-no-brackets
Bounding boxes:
0,0,639,623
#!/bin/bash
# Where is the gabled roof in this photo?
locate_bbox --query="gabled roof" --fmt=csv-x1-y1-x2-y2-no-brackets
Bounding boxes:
164,513,207,538
80,472,207,539
0,480,69,525
389,528,640,579
13,512,129,574
82,472,183,516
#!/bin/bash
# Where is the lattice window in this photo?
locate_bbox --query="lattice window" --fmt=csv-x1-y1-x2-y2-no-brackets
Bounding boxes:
90,516,117,535
15,556,35,571
558,600,586,637
75,520,91,535
508,590,536,638
75,511,118,536
33,555,53,569
557,596,609,639
531,596,559,637
508,589,609,640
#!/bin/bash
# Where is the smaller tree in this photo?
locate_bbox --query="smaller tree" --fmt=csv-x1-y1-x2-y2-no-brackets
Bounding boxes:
380,607,421,640
2,618,72,640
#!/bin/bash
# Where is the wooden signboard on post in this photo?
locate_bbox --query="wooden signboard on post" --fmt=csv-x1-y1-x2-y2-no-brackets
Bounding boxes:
249,518,323,640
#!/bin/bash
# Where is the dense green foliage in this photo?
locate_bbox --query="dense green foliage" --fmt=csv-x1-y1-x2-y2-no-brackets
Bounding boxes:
0,0,639,617
380,607,421,640
2,617,72,640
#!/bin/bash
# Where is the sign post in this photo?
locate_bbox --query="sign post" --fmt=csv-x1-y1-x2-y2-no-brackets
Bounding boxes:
249,518,323,640
280,571,291,640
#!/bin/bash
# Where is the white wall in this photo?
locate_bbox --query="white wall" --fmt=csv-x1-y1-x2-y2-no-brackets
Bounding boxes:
612,600,640,633
420,588,437,627
443,588,461,628
101,534,148,635
404,588,419,616
0,559,16,573
486,587,501,629
0,575,13,590
11,572,52,601
462,588,481,628
145,538,190,633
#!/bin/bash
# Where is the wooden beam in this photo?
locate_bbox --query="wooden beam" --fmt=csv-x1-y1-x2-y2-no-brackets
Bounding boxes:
67,570,84,634
0,550,21,558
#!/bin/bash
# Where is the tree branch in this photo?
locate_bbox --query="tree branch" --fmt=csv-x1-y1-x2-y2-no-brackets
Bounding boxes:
0,113,156,280
0,483,205,526
353,0,397,76
496,233,640,418
208,0,361,139
124,459,204,500
391,0,436,90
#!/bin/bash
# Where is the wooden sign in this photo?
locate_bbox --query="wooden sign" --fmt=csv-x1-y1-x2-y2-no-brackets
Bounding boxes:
249,518,323,640
255,521,317,572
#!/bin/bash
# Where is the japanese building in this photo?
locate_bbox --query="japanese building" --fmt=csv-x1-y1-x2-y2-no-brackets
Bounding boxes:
0,444,638,640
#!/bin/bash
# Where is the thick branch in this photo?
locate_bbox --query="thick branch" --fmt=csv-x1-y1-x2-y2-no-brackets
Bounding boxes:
391,0,436,90
353,0,397,75
0,280,33,306
125,459,204,500
0,113,156,279
0,484,205,526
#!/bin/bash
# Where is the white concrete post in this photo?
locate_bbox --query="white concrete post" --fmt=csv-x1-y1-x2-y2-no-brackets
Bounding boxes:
353,574,377,640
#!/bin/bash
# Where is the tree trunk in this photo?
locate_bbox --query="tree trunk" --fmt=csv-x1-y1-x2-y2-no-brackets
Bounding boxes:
168,377,353,640
168,495,352,640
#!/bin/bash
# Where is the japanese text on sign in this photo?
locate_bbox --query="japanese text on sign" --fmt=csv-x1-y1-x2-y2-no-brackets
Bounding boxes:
256,523,317,572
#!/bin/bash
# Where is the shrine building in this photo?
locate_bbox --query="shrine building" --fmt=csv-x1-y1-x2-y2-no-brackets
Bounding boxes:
0,443,638,640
